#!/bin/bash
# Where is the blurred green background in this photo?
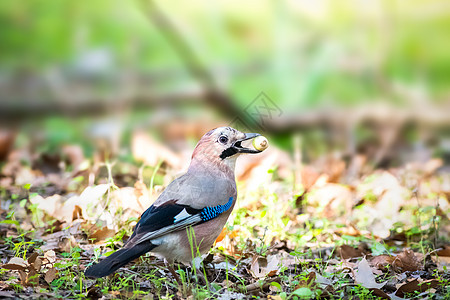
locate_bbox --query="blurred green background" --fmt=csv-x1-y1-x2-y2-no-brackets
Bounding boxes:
1,0,450,166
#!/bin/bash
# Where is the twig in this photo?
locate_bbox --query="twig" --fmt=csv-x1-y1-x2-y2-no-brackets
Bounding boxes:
240,277,281,293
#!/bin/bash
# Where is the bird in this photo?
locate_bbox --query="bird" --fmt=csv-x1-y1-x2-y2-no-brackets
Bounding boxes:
85,126,265,278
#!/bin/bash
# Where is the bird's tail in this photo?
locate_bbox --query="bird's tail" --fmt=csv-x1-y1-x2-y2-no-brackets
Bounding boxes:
84,243,155,278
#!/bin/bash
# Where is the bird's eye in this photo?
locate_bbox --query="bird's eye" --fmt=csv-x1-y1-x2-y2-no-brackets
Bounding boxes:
218,136,228,144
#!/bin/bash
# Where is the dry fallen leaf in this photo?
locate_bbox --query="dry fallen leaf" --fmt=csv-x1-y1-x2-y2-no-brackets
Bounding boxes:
295,271,316,289
320,156,346,183
334,225,361,237
354,257,386,289
369,288,390,299
393,249,423,272
356,171,411,238
370,255,395,270
395,279,439,298
45,267,57,284
308,183,353,219
236,145,292,188
18,270,27,284
3,256,40,286
249,255,279,279
61,144,85,173
339,244,366,259
44,250,57,265
436,245,450,257
89,227,116,244
300,166,321,191
86,286,103,299
27,252,38,264
133,180,148,201
40,230,78,252
215,228,228,244
25,268,39,286
59,235,78,253
72,205,83,221
370,249,424,273
29,184,111,224
30,256,42,273
215,227,239,243
2,257,28,271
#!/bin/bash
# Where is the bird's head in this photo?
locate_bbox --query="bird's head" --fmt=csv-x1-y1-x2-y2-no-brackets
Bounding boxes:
190,127,262,173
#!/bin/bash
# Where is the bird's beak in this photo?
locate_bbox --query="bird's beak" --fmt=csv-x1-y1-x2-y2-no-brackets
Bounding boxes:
232,133,262,154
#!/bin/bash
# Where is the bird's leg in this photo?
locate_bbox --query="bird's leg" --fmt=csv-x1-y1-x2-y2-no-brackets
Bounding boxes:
192,257,216,292
164,258,182,286
195,266,209,289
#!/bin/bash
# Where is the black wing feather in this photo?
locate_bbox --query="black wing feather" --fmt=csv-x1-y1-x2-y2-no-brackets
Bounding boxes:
127,201,202,243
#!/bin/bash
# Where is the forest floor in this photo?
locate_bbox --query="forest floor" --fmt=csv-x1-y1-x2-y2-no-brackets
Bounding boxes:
0,130,449,299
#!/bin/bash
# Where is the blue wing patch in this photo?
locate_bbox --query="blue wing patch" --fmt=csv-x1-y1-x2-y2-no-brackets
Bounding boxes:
130,197,234,245
200,197,233,221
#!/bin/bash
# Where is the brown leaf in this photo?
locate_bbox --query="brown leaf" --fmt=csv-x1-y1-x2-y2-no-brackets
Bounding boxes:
18,270,27,284
72,205,83,221
45,267,57,284
27,252,38,264
215,227,239,243
236,145,292,188
301,166,321,191
395,279,439,298
133,180,147,200
369,288,390,299
0,128,16,161
423,158,443,176
45,219,64,233
40,238,60,252
61,144,85,172
335,225,361,237
31,257,42,273
323,156,346,183
393,249,423,272
295,272,316,289
357,171,410,238
40,231,69,252
44,250,56,264
26,268,39,286
249,255,279,279
355,258,386,289
339,244,364,259
2,257,28,270
59,235,78,253
371,250,424,273
436,245,450,257
5,257,39,286
370,255,395,270
89,227,116,244
249,256,265,278
215,228,227,243
87,286,102,299
308,183,353,219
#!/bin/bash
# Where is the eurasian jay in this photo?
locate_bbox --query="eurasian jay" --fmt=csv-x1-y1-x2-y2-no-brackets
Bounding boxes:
85,127,264,278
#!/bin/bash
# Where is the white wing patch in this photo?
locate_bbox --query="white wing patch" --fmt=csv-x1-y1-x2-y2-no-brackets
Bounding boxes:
173,208,192,223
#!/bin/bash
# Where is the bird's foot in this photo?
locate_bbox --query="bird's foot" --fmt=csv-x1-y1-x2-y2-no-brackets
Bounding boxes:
164,259,182,286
